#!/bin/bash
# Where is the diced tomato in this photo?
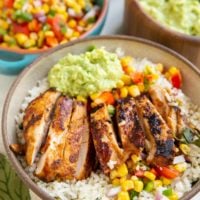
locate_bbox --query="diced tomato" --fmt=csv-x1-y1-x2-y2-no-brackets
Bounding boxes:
155,166,179,179
12,23,30,35
5,0,14,8
135,170,144,178
47,15,65,41
171,72,182,89
99,92,115,105
130,72,144,84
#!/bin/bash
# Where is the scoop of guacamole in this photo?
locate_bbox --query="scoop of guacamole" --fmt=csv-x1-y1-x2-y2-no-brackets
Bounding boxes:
139,0,200,36
48,48,123,97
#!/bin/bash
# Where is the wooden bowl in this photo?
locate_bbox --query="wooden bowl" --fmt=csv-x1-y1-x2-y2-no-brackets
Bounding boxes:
2,36,200,200
124,0,200,68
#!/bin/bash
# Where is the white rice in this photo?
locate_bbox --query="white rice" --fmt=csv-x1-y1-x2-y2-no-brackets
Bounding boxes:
15,55,200,200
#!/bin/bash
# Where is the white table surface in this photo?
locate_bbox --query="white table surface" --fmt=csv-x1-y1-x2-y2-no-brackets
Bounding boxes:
0,0,199,199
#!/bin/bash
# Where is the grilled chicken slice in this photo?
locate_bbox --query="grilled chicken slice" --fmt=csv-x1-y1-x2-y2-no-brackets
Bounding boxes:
36,98,92,181
116,97,145,155
149,86,186,137
23,89,60,165
90,103,124,174
136,95,174,166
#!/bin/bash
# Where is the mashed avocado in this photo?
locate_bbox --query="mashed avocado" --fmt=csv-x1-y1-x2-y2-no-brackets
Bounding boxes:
139,0,200,36
48,48,123,97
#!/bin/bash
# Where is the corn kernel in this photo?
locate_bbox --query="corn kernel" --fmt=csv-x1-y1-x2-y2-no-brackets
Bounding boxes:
161,177,172,186
117,191,130,200
131,176,138,181
15,33,28,46
137,83,145,92
128,85,140,97
77,0,86,8
120,56,133,67
116,80,125,88
117,164,128,177
91,102,97,108
73,31,80,37
42,4,49,13
24,39,36,48
112,178,120,186
44,31,55,37
60,39,68,44
68,19,77,28
180,144,190,155
144,171,156,181
133,180,144,192
90,93,101,101
78,20,86,27
156,63,164,73
169,66,179,75
120,176,127,184
77,95,87,102
121,180,134,191
131,155,140,163
154,180,163,188
174,163,187,173
110,170,118,180
120,87,128,98
169,192,179,200
0,19,9,30
121,75,132,86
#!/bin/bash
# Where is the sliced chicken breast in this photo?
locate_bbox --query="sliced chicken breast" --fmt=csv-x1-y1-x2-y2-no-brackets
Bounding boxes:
116,97,145,155
23,89,60,165
136,95,174,166
36,98,92,181
90,103,124,174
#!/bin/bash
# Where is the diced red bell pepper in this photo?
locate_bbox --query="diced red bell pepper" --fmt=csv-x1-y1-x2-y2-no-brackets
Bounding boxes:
171,72,182,89
155,166,179,179
12,23,30,35
5,0,14,8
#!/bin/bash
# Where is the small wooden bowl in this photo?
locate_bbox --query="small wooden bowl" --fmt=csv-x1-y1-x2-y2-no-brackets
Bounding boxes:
124,0,200,68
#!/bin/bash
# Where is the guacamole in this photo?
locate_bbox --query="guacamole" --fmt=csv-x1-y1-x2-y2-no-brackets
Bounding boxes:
139,0,200,36
48,48,123,97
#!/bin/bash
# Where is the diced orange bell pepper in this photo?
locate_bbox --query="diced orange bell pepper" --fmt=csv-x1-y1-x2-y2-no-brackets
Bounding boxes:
28,19,41,32
46,36,58,47
5,0,14,8
130,72,144,84
99,91,115,105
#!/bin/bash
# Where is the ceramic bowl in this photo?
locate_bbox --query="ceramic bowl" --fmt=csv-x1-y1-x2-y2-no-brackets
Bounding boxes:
2,36,200,200
124,0,200,68
0,0,108,75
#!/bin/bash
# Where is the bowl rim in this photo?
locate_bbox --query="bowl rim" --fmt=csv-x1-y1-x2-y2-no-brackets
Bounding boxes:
2,35,200,200
131,0,200,43
0,0,109,55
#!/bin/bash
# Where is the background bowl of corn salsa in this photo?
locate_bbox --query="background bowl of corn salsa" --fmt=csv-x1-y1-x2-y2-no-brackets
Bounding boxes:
0,0,108,74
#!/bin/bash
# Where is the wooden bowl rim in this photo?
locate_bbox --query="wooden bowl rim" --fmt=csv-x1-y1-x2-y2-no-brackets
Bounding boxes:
0,0,108,55
131,0,200,43
2,35,200,200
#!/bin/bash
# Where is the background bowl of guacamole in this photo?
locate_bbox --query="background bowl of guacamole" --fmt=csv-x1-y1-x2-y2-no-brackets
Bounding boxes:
124,0,200,68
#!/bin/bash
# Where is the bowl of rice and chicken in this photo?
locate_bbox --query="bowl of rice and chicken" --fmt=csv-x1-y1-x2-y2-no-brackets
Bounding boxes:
2,36,200,200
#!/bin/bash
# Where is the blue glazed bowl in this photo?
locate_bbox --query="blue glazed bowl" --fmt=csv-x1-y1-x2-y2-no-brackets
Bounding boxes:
0,0,108,75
